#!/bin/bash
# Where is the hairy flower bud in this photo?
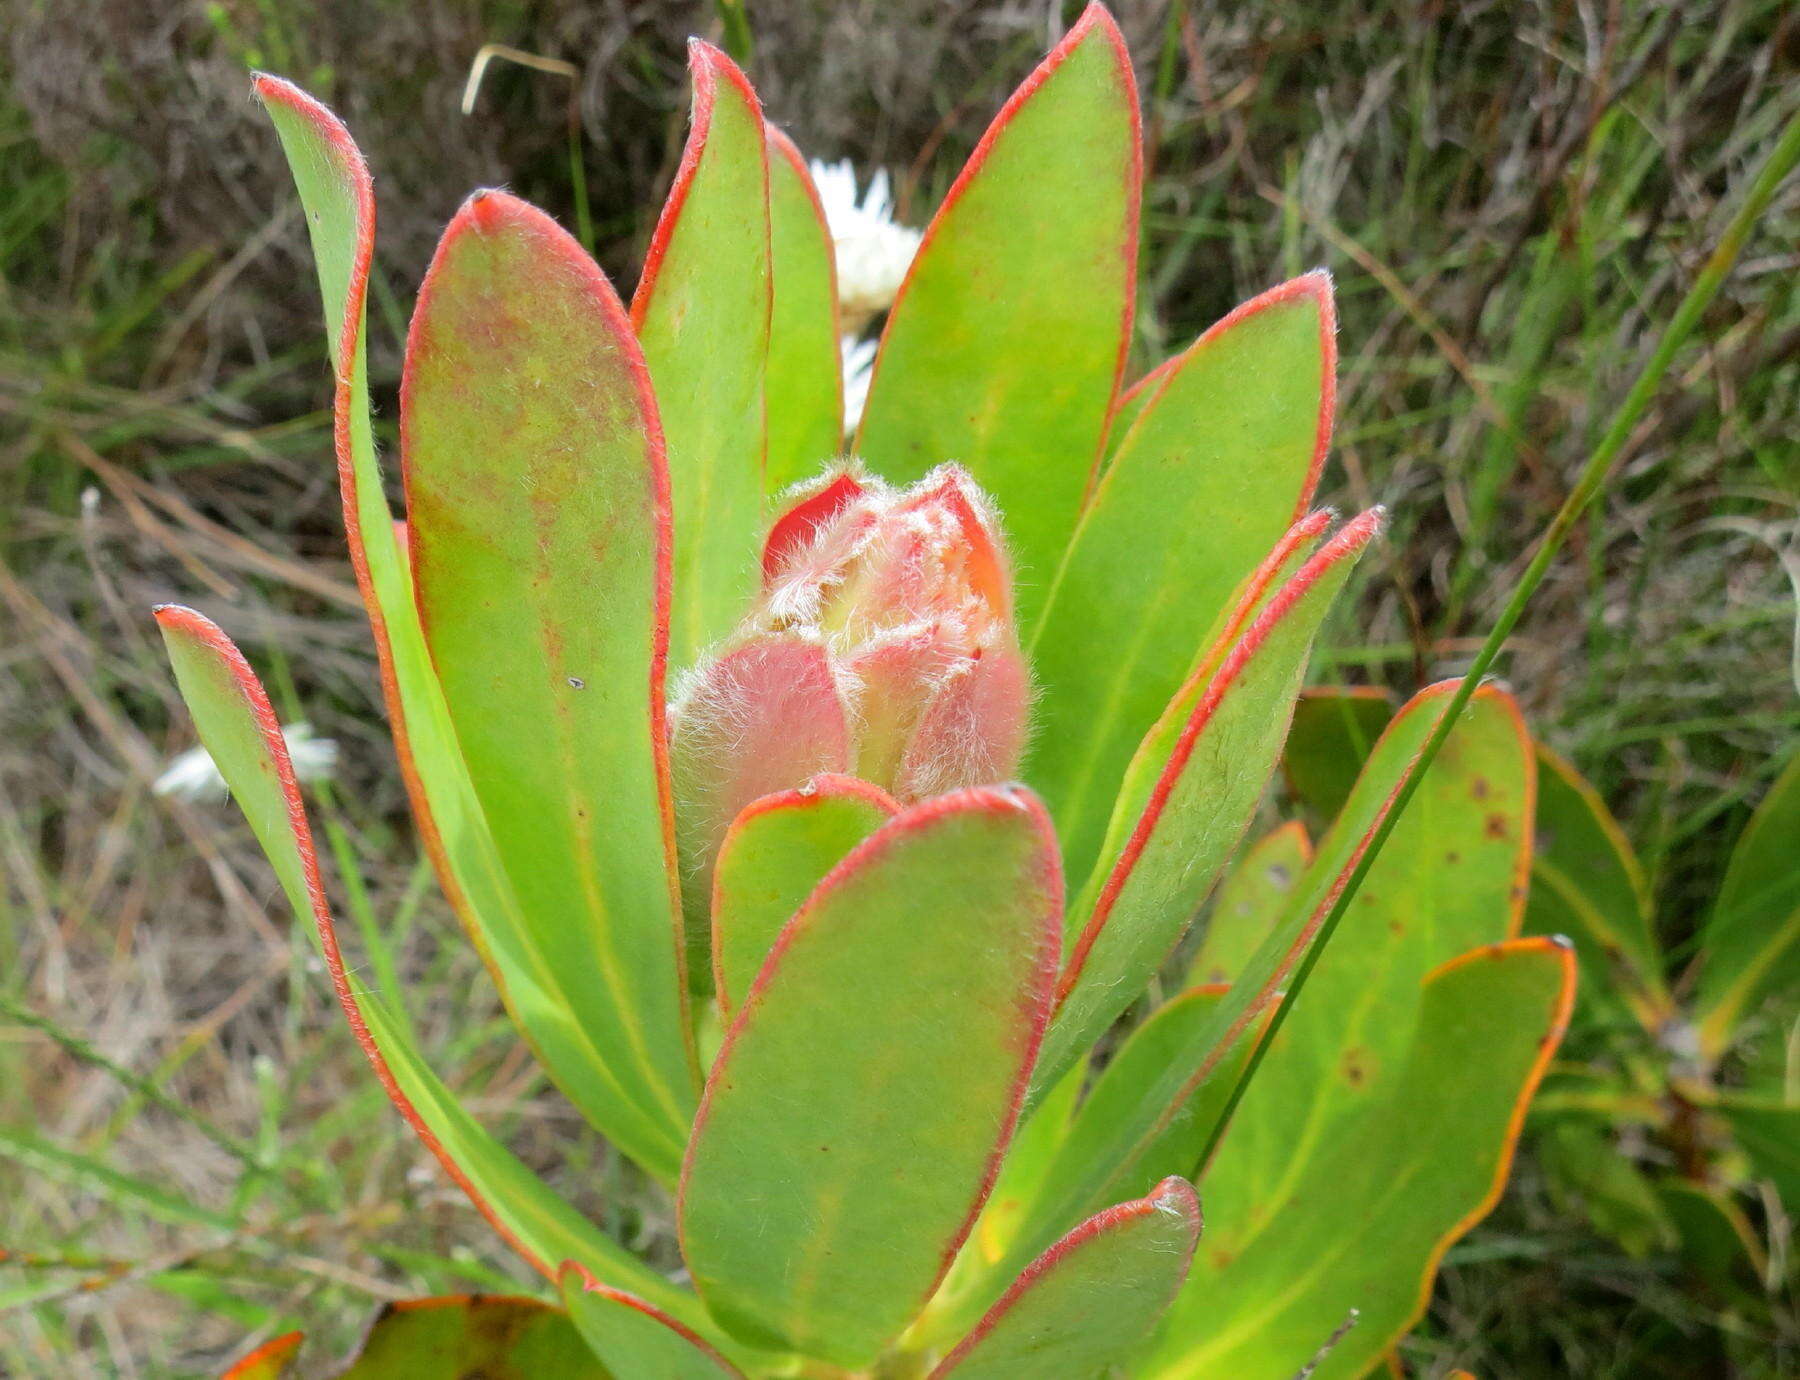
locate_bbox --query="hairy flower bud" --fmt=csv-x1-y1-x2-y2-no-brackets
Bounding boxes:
669,465,1030,974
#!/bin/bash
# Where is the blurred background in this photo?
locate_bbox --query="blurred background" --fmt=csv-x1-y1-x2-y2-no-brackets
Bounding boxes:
2,0,1796,1374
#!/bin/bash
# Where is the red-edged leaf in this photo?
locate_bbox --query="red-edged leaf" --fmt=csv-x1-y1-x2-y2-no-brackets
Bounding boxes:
153,606,702,1323
761,467,867,585
930,1177,1199,1378
710,774,899,1019
560,1264,743,1378
764,124,844,490
220,1331,301,1379
679,787,1062,1365
855,4,1141,627
633,41,772,663
1036,510,1382,1094
403,189,695,1174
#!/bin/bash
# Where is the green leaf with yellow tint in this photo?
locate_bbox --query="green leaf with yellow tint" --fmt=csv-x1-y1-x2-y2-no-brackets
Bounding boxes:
930,1178,1199,1379
1145,939,1575,1380
154,606,705,1326
1203,684,1533,1222
1031,276,1335,882
1038,511,1379,1095
855,4,1138,627
1695,750,1800,1056
404,189,695,1178
221,1332,301,1379
633,42,772,664
710,775,897,1019
679,788,1061,1366
1187,821,1312,987
336,1296,606,1378
764,127,843,490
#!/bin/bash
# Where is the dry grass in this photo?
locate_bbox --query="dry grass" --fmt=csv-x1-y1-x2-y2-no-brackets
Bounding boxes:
1,0,1796,1374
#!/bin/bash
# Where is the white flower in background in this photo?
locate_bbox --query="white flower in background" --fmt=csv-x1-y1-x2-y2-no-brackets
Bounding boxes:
809,158,923,331
154,721,338,803
840,334,879,436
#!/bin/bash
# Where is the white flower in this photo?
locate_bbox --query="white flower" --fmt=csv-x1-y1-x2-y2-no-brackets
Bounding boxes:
809,158,922,330
840,334,879,437
154,721,338,803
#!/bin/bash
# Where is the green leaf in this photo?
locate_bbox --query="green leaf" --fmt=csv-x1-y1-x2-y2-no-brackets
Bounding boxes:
334,1296,606,1378
404,189,696,1179
633,42,772,665
856,4,1139,628
257,79,647,1191
561,1266,742,1377
1186,820,1312,987
0,1127,234,1233
1655,1179,1768,1302
1031,276,1336,881
679,787,1062,1366
1696,750,1800,1055
153,607,705,1326
1037,511,1379,1096
969,673,1468,1329
1539,1120,1675,1258
1716,1094,1800,1205
710,774,897,1019
1145,938,1576,1380
764,126,843,490
930,1177,1199,1379
1280,684,1396,823
962,1060,1085,1274
1526,742,1672,1033
1203,684,1534,1224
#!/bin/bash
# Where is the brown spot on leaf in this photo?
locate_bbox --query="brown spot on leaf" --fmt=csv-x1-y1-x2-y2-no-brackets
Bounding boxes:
1485,813,1509,839
1341,1048,1368,1087
1472,776,1491,799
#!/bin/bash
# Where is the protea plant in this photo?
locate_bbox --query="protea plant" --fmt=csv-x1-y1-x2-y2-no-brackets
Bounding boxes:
162,8,1577,1376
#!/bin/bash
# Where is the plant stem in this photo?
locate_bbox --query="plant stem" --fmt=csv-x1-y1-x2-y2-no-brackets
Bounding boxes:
1202,104,1800,1170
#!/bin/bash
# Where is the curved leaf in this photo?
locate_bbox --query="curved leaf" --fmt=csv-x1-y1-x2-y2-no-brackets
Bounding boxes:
1031,275,1337,879
855,4,1140,626
1038,510,1380,1094
220,1331,301,1379
335,1296,605,1378
1716,1094,1800,1204
1205,684,1534,1224
930,1177,1199,1379
764,125,843,489
154,606,700,1323
561,1265,743,1378
633,41,772,664
1526,742,1671,1032
710,774,898,1018
679,788,1062,1365
1187,821,1312,987
1696,749,1800,1055
1146,939,1576,1380
404,189,694,1177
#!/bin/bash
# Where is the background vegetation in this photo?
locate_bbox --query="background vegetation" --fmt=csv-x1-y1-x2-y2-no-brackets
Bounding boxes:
2,0,1795,1374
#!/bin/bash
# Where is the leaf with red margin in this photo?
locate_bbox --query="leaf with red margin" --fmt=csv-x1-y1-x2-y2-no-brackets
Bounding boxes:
1187,821,1313,987
153,606,705,1327
928,1177,1198,1379
1526,741,1673,1033
1143,939,1576,1379
256,82,653,1186
855,3,1140,629
332,1296,604,1377
1030,274,1338,885
560,1264,744,1378
679,787,1062,1366
958,651,1453,1334
1034,510,1381,1098
1200,685,1536,1257
404,189,695,1178
633,42,772,664
710,774,898,1019
1282,684,1397,823
220,1331,300,1379
764,126,844,490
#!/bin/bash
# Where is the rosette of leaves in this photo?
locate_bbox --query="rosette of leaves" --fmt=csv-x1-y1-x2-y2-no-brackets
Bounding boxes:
164,8,1575,1376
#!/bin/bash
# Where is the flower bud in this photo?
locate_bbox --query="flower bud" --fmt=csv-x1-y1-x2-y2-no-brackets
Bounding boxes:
669,464,1029,975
